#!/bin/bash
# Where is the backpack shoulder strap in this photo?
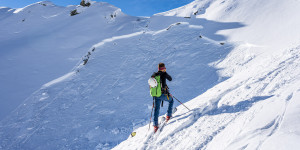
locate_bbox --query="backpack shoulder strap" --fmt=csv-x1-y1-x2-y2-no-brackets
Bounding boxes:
151,71,160,78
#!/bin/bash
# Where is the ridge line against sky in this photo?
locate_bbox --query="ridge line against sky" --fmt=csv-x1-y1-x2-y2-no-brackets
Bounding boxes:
0,0,195,16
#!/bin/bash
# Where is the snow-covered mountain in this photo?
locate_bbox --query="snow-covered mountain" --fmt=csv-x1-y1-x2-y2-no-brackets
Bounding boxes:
0,1,142,120
1,0,300,150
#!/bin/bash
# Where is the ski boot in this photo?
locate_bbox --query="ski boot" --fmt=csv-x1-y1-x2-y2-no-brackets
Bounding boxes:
154,126,159,133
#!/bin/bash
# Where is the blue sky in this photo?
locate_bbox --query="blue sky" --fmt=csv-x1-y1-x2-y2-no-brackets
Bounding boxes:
0,0,194,16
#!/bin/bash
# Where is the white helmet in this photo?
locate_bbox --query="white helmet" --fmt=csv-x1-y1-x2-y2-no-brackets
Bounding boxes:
148,77,157,88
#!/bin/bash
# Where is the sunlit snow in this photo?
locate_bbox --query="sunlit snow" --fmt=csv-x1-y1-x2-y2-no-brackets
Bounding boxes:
1,0,300,150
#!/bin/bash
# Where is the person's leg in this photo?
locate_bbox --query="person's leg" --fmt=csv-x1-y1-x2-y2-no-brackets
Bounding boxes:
153,97,161,126
166,95,174,117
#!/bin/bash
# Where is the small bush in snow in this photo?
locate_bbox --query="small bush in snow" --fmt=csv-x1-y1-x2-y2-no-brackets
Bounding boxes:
194,11,199,15
83,51,92,65
38,2,47,6
80,0,91,7
110,14,117,18
70,9,79,16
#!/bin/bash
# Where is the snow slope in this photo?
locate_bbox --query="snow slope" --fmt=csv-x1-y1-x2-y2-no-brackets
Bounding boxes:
0,15,243,150
115,0,300,149
115,46,300,150
1,0,300,149
0,1,143,120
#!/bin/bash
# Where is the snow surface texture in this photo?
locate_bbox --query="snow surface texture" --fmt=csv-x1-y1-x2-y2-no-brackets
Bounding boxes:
115,0,300,149
1,0,300,150
0,1,141,120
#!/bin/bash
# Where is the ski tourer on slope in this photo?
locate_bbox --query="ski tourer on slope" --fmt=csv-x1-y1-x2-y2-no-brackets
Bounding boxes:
149,63,174,133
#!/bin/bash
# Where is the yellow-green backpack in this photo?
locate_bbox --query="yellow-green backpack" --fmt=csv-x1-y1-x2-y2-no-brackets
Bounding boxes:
149,75,162,97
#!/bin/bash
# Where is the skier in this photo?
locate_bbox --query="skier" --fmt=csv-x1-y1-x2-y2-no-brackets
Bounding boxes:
151,63,174,133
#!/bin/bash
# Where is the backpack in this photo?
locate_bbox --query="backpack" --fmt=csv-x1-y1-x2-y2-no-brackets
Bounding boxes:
148,75,162,97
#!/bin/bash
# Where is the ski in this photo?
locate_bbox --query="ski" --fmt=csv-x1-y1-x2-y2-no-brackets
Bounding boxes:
131,107,177,138
154,107,177,134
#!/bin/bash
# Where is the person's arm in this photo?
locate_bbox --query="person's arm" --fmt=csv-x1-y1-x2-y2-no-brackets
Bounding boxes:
165,72,172,81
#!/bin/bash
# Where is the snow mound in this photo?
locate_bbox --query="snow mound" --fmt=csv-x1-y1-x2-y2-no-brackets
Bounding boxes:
13,1,57,14
155,0,211,17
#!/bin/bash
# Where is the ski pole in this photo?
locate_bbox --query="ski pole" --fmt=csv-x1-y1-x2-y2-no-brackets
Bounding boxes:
148,97,155,131
170,94,191,111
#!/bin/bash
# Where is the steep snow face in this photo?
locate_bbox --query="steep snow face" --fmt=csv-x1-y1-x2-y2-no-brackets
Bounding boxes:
114,0,300,149
0,1,246,148
0,1,142,120
115,46,300,150
0,17,243,149
159,0,300,64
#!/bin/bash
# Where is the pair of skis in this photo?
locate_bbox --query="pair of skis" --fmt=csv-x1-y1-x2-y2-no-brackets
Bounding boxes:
156,107,177,133
155,116,167,134
131,107,177,138
147,107,177,143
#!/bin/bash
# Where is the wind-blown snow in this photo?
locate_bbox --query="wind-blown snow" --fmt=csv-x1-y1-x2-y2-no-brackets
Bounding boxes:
1,0,300,150
42,72,75,88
